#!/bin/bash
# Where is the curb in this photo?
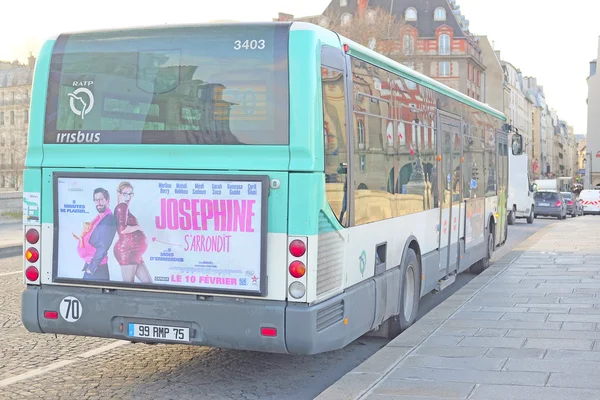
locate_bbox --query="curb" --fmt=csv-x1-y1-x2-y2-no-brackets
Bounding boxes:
0,244,22,259
315,222,557,400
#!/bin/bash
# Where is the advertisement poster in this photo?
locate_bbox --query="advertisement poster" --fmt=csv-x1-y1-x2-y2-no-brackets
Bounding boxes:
465,198,484,250
55,175,265,294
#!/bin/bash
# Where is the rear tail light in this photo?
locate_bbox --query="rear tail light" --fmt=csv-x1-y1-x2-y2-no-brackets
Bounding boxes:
289,240,306,257
287,237,308,300
25,266,39,281
555,201,562,207
568,201,573,205
289,282,306,299
25,228,39,244
44,311,58,319
25,247,39,263
261,327,277,337
289,261,306,278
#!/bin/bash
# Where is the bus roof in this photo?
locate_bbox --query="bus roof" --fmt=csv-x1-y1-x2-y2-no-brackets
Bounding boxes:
291,21,506,122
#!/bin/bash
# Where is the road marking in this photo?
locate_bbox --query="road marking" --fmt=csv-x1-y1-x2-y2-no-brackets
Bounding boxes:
0,271,20,277
0,341,129,388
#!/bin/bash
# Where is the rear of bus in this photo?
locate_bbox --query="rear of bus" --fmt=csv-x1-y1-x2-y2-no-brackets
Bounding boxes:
21,22,353,355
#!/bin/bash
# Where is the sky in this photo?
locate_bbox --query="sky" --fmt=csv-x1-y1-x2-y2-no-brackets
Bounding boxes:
1,0,597,135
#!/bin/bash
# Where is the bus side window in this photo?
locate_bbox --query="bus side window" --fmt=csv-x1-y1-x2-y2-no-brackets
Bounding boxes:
321,65,348,226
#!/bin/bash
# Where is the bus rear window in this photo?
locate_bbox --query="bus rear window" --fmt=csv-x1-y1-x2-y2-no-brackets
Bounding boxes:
44,23,290,145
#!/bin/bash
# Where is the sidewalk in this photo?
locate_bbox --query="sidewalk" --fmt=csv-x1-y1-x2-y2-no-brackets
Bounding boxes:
317,217,600,400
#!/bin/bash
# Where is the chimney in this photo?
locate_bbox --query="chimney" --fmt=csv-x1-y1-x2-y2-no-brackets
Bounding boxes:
28,53,36,69
494,50,501,60
276,12,294,21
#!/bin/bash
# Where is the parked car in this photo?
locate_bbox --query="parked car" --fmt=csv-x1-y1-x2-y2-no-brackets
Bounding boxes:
534,191,567,220
560,192,582,217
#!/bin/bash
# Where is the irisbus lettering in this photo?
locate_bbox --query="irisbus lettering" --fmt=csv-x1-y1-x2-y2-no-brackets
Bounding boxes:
56,131,101,144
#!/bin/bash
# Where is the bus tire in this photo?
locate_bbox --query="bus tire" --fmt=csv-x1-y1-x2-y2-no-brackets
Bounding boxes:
470,225,494,274
397,248,421,332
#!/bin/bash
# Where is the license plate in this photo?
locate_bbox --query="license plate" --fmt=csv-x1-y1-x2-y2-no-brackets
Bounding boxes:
128,323,190,342
538,203,549,207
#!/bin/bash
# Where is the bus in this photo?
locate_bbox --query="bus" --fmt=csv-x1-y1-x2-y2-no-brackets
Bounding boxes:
21,21,519,355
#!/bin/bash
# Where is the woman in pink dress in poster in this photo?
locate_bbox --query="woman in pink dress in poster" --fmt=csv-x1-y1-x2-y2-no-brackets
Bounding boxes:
113,181,152,283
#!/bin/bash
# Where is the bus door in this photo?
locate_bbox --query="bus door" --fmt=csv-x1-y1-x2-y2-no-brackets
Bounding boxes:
496,132,509,245
438,111,463,279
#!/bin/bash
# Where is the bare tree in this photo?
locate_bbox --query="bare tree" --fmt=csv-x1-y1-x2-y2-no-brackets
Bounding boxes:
316,7,412,64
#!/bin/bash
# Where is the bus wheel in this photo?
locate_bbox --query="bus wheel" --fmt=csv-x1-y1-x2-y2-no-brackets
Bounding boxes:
398,248,421,331
470,227,494,274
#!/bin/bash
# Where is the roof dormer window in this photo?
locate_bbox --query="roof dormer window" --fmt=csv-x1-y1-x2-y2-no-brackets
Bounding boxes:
405,7,417,21
434,7,446,21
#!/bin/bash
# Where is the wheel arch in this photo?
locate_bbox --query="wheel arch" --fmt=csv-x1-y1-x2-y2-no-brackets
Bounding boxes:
400,236,423,296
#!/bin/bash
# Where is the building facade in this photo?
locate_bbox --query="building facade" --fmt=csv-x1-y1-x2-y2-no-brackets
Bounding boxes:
0,56,34,190
587,37,600,188
477,36,503,112
319,0,485,100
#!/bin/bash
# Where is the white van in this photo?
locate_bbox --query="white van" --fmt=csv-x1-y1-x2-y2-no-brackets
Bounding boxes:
580,190,600,215
507,149,535,224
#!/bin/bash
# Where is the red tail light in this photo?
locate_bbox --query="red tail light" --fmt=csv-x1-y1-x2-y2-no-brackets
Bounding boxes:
289,261,306,278
568,201,573,205
555,201,562,207
25,228,39,244
289,240,306,257
25,266,39,281
44,311,58,319
25,248,39,263
261,327,277,337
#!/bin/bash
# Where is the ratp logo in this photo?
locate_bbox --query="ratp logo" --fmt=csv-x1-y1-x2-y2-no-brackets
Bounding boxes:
359,250,367,277
68,88,95,119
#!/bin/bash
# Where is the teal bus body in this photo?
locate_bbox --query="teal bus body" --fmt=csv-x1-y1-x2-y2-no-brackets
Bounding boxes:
21,22,508,355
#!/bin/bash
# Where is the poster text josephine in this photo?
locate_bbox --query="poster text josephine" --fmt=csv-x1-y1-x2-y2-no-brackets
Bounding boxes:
155,198,257,232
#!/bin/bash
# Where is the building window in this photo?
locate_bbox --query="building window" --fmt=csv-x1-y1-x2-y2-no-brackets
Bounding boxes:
24,109,29,124
359,155,366,171
340,0,348,6
439,61,450,76
403,35,415,55
405,7,417,21
438,34,450,55
366,10,377,23
434,7,446,21
358,120,365,148
341,13,352,25
10,111,14,125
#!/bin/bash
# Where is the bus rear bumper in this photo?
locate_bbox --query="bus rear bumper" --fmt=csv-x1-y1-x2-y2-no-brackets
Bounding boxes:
21,281,374,355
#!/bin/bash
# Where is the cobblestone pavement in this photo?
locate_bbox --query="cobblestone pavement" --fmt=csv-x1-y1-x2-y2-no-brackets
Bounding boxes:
0,219,554,399
317,216,600,400
0,258,387,399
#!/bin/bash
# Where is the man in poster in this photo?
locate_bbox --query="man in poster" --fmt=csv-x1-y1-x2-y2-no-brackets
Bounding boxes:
74,188,117,281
